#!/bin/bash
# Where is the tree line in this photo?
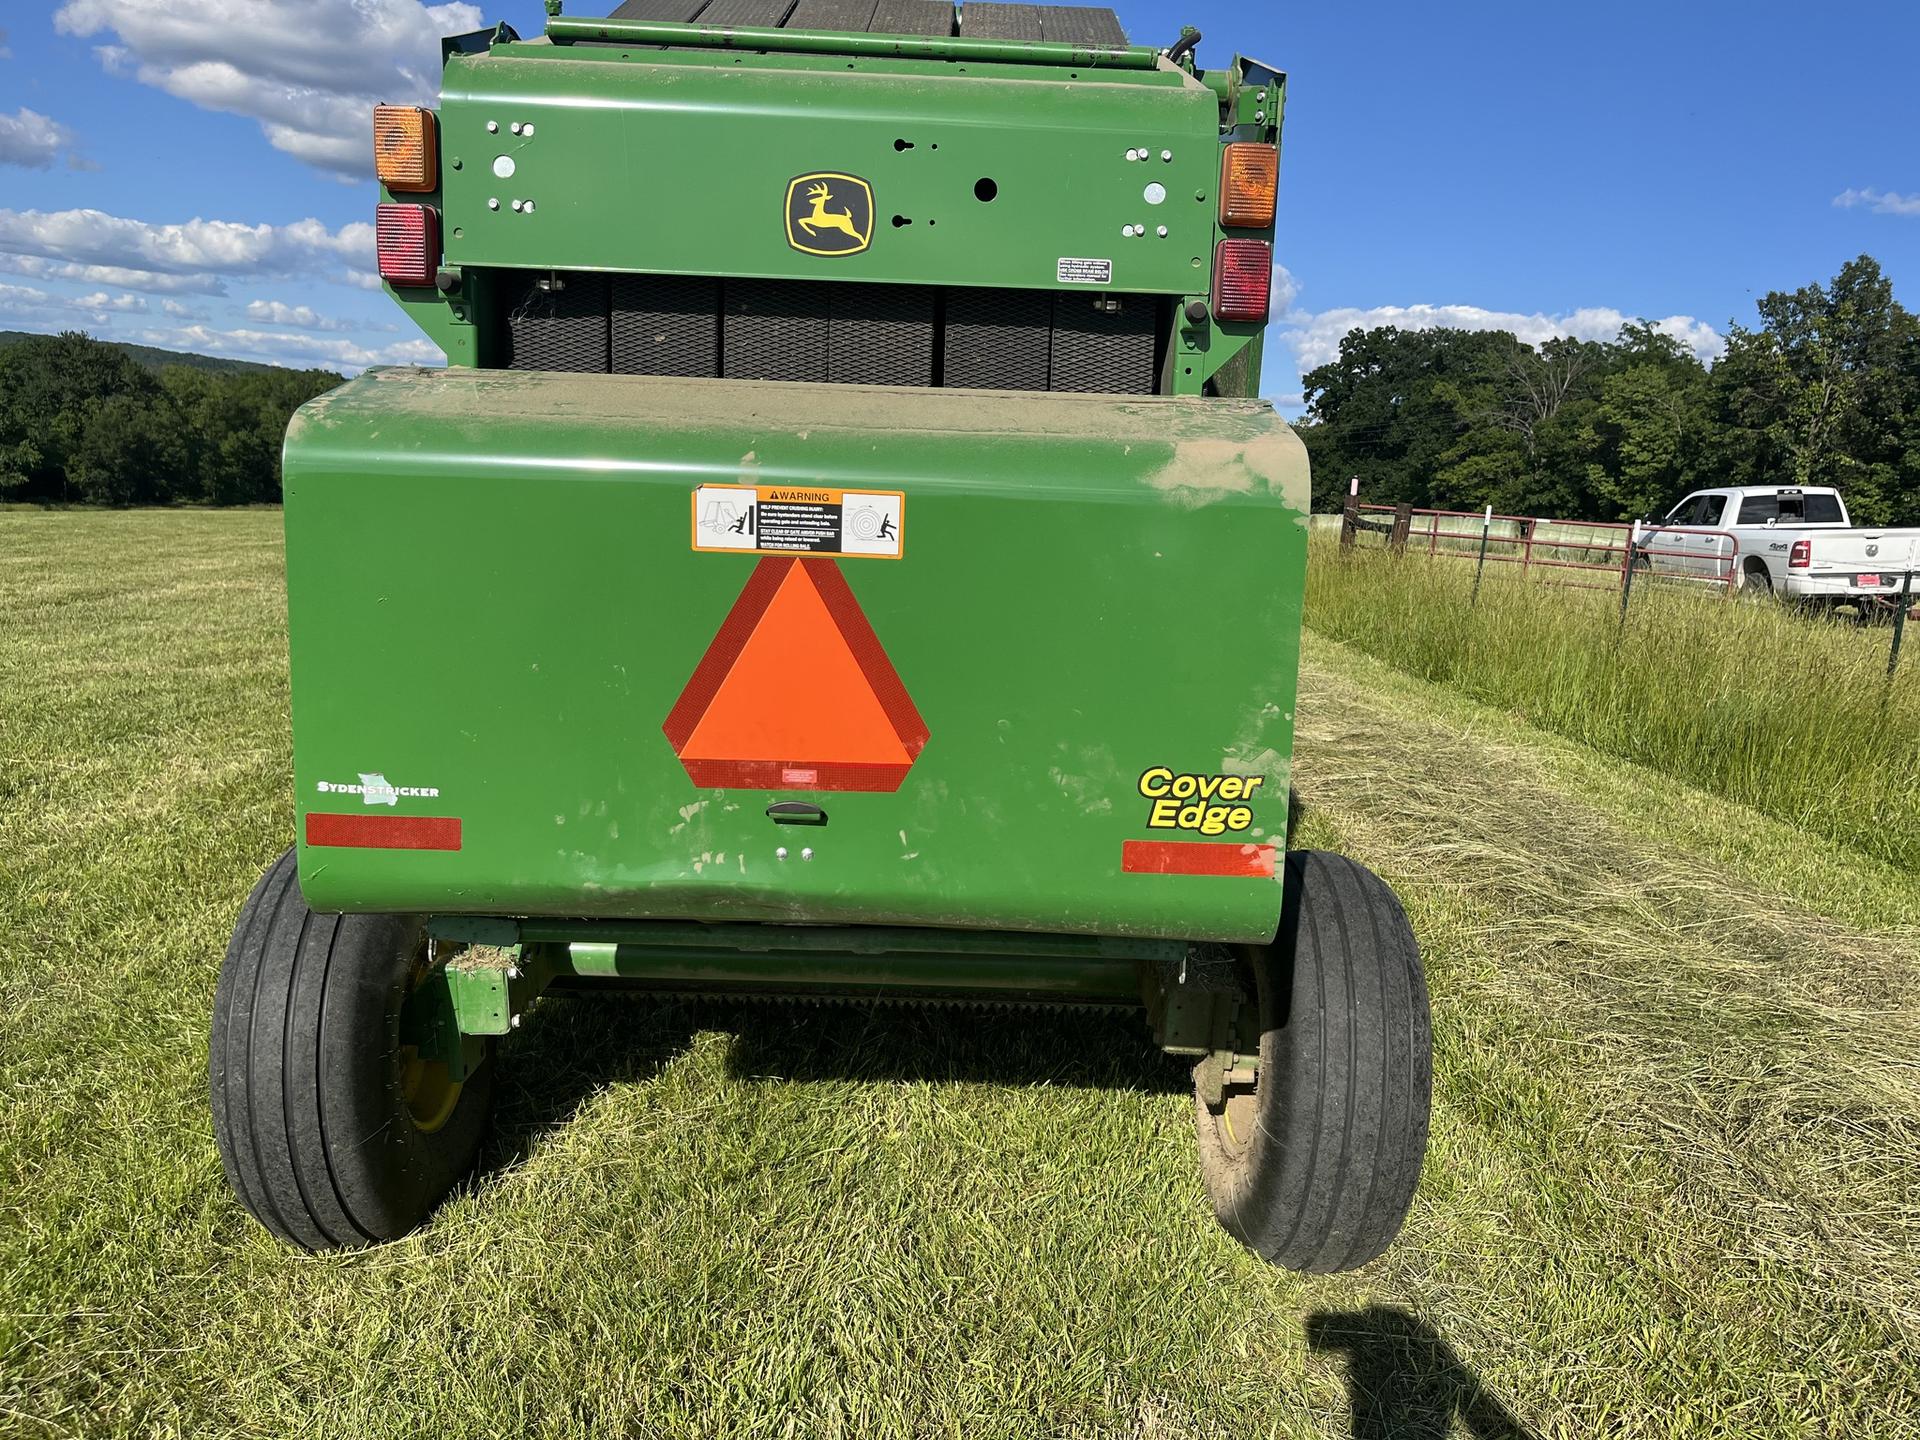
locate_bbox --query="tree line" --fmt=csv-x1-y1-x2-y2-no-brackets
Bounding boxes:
1296,254,1920,528
0,332,342,506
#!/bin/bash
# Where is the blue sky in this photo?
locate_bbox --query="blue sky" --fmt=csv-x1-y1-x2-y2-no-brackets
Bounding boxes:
1,1,1916,405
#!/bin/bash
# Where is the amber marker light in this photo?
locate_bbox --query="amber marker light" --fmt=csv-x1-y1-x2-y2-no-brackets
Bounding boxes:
1219,143,1278,228
374,104,437,192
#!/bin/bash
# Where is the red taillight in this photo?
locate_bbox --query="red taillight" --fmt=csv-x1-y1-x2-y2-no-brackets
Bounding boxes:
375,202,439,288
1789,539,1811,568
1212,238,1273,322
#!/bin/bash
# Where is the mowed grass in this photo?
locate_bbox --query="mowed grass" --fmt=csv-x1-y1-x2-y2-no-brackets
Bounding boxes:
1304,534,1920,874
3,510,1919,1438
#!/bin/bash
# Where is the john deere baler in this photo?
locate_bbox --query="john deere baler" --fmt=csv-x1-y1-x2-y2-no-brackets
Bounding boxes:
211,1,1432,1277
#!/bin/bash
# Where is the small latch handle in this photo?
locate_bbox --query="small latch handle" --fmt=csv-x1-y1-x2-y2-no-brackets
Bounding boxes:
766,802,828,826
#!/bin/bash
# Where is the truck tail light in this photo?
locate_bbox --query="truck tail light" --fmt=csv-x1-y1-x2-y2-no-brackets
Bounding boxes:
1219,142,1278,228
1212,239,1273,322
375,203,440,288
1789,539,1811,568
373,105,437,192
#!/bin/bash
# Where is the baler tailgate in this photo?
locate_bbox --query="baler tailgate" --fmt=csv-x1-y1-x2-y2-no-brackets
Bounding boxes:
284,369,1308,944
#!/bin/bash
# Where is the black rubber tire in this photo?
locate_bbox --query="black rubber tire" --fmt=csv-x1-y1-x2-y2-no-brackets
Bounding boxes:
1195,850,1431,1273
1739,561,1773,595
209,849,492,1249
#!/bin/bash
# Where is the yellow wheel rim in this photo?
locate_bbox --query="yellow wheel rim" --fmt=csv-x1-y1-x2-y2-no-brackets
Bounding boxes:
399,1046,462,1133
399,941,464,1133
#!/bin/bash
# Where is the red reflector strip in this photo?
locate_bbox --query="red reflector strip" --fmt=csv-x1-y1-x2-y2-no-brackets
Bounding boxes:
375,202,439,288
306,813,462,851
1122,840,1277,878
1212,238,1273,323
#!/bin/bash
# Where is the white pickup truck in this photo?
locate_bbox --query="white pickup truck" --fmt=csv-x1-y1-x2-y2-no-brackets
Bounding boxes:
1638,485,1920,616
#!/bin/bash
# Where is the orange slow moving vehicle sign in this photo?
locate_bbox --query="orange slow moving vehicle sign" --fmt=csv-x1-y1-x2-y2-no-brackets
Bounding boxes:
664,557,928,791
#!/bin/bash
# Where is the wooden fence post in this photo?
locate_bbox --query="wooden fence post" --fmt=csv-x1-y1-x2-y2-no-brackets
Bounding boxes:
1388,503,1413,555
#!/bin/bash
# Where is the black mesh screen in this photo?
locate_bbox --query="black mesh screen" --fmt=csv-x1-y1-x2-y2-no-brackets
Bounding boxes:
786,0,879,24
943,287,1052,391
724,279,830,382
604,0,1124,39
491,270,1162,394
611,275,721,377
962,3,1043,40
1036,5,1128,44
696,0,798,23
1049,291,1157,394
829,284,936,386
502,272,609,372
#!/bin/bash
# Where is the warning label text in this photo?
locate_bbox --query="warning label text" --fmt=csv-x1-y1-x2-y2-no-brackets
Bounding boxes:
692,483,905,559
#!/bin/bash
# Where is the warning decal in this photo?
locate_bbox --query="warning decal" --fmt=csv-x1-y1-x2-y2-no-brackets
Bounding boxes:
692,483,903,559
1057,257,1114,285
663,556,929,792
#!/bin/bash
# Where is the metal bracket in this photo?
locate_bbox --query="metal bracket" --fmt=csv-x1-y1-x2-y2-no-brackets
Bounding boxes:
1147,947,1259,1107
400,941,562,1078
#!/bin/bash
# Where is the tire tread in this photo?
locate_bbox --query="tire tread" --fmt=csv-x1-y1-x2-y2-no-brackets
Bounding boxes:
208,850,489,1249
1196,849,1432,1274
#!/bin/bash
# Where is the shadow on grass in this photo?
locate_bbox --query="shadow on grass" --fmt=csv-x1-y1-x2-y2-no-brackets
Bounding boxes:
476,991,701,1174
1307,1307,1540,1440
717,999,1187,1094
473,989,1184,1179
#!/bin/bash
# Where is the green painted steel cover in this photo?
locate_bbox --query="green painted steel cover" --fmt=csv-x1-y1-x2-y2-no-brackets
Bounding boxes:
284,369,1308,944
438,46,1216,295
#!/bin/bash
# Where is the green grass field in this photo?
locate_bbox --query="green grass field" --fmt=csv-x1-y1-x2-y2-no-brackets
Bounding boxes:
3,511,1918,1438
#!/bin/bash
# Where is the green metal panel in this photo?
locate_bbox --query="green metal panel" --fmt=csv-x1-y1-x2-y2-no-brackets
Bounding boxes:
284,369,1308,944
437,44,1219,295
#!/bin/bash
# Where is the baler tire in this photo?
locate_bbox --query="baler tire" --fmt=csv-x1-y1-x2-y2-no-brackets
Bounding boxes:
1194,850,1431,1273
209,848,492,1249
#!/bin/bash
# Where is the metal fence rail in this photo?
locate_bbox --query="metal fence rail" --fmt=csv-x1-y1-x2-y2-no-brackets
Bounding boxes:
1340,501,1741,591
1335,500,1917,677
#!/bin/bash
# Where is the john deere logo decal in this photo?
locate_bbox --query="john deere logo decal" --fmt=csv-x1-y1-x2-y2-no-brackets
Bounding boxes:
786,173,874,257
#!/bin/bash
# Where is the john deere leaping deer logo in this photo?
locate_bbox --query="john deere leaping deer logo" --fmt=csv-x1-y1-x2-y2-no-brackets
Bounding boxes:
786,172,874,257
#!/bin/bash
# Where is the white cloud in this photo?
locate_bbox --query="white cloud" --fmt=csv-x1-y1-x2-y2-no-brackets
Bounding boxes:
0,252,228,295
73,291,150,313
1833,187,1920,218
1271,262,1300,315
344,268,385,291
160,298,205,319
54,0,483,179
0,108,85,171
1279,299,1725,371
0,207,374,299
0,280,150,325
245,299,350,331
0,27,12,60
134,322,444,373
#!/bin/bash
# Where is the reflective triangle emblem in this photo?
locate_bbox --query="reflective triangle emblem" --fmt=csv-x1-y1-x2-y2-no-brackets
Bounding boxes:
664,557,929,792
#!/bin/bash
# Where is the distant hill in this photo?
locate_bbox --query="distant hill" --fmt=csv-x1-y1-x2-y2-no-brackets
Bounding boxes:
0,329,282,376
